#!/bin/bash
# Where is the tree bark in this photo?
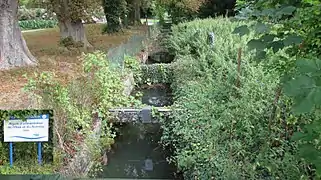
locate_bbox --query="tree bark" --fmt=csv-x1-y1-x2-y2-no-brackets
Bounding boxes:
0,0,37,69
103,0,123,33
128,0,141,25
58,18,92,48
52,0,92,48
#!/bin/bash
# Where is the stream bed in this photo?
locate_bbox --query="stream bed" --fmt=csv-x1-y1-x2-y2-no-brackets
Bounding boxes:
100,123,178,179
99,83,179,179
138,84,173,107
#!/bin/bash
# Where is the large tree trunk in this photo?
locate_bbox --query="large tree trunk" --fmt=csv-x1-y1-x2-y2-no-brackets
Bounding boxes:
0,0,37,69
58,18,92,48
134,0,141,24
103,0,123,33
128,0,141,25
52,0,92,48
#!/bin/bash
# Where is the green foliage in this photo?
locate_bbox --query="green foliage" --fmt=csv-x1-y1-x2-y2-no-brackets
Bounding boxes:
18,6,56,21
284,58,321,113
46,0,102,22
234,1,321,57
166,17,255,58
0,162,54,174
151,0,167,23
19,20,58,30
286,4,321,56
124,55,143,83
283,58,321,177
20,51,140,174
18,3,57,30
162,17,308,179
139,64,173,85
102,0,126,33
233,0,321,177
124,55,174,85
59,36,84,48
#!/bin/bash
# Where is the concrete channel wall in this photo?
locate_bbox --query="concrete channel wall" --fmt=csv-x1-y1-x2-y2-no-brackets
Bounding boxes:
60,73,135,178
61,31,151,177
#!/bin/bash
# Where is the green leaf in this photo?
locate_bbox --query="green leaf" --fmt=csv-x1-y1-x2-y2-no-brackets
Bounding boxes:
283,75,315,96
279,6,297,15
269,41,284,53
283,35,303,46
261,8,274,16
247,39,266,51
298,144,321,162
296,58,320,73
254,22,271,34
293,95,314,113
233,25,250,36
260,34,276,42
309,87,321,105
255,50,267,61
291,132,316,141
291,132,306,141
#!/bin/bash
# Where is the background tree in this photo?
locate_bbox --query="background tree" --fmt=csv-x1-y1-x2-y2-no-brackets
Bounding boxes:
156,0,207,23
0,0,37,69
198,0,237,18
124,0,152,26
102,0,127,33
140,0,154,19
47,0,101,48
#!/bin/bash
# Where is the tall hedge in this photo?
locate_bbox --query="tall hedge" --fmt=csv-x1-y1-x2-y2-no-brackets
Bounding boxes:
161,17,308,179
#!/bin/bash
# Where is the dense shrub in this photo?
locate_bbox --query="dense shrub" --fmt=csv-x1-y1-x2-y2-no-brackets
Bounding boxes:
19,20,58,30
286,4,321,57
161,18,308,179
18,6,56,21
232,1,321,176
0,51,140,173
139,64,174,85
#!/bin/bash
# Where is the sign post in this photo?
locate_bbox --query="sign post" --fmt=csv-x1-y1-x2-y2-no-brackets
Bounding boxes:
3,114,49,166
38,142,42,165
9,142,13,167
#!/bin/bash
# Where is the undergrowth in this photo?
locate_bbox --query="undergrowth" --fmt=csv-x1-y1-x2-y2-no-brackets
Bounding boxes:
0,51,141,175
161,17,310,179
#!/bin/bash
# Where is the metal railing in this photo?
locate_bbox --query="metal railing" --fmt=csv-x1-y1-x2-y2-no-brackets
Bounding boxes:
106,24,160,70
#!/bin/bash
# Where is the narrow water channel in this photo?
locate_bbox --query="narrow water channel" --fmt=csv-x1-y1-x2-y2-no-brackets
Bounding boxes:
99,24,176,179
138,84,173,107
99,83,178,179
100,123,177,179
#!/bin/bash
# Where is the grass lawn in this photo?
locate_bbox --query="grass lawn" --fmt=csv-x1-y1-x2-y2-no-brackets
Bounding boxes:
0,24,147,110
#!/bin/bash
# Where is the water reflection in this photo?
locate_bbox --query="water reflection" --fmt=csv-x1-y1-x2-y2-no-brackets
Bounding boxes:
100,123,177,179
140,84,173,107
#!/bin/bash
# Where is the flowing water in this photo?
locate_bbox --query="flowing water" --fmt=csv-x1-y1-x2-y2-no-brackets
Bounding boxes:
100,123,177,179
140,84,173,107
99,84,178,179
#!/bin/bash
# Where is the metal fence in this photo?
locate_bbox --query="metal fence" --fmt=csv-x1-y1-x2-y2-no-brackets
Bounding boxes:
106,24,160,69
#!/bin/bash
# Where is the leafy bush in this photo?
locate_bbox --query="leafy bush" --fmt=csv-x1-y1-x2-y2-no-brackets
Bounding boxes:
3,51,141,173
232,1,321,177
18,6,56,21
139,64,174,85
19,20,58,30
161,17,308,179
286,4,321,57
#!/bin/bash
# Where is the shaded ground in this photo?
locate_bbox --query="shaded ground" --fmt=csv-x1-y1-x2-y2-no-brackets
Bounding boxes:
0,24,147,110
